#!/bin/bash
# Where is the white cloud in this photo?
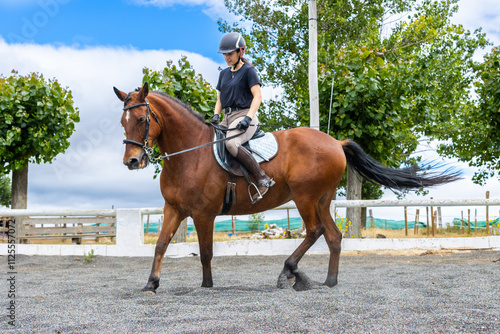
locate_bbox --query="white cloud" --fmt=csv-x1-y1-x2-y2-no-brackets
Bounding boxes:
0,37,222,210
454,0,500,41
452,0,500,61
129,0,232,21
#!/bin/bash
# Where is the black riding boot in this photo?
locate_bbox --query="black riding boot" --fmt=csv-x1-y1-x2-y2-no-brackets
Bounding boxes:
236,146,275,203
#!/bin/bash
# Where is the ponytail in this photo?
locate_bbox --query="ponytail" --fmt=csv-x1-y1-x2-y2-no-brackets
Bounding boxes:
241,57,253,67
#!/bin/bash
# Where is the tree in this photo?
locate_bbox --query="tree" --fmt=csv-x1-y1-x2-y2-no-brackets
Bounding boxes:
0,71,79,208
436,46,500,184
0,174,11,207
219,0,489,236
142,57,217,176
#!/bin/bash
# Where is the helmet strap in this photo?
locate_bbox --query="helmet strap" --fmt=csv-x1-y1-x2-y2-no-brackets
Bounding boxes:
233,57,242,71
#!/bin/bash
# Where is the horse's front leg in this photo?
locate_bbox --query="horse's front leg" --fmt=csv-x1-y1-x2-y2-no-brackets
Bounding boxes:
192,215,215,287
142,204,185,294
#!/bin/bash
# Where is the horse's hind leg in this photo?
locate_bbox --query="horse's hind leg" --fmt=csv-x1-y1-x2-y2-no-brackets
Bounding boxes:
318,193,342,287
143,204,185,294
278,197,325,291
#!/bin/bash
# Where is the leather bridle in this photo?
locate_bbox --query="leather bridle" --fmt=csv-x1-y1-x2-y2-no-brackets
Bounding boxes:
122,98,160,162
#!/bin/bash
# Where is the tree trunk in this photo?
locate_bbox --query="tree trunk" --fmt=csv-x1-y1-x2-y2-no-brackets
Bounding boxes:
11,165,28,244
172,218,187,243
11,165,28,209
345,166,362,238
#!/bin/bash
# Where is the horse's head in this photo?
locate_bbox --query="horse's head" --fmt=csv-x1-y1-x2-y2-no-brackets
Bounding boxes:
114,82,161,170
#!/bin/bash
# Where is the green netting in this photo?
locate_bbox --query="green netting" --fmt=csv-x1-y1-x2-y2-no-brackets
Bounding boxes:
144,217,304,234
144,216,500,233
366,218,427,230
452,217,499,229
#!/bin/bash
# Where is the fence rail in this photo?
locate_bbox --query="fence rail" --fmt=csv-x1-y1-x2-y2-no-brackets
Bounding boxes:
18,216,116,244
0,198,498,257
2,198,498,218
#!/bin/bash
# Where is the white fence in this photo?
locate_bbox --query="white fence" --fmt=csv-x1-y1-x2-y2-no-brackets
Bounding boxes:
1,198,499,257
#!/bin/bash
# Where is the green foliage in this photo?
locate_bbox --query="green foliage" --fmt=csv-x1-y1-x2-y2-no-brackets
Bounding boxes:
84,249,96,263
220,0,492,195
142,57,217,177
143,56,217,117
0,174,11,207
437,46,500,184
249,212,265,232
0,71,79,174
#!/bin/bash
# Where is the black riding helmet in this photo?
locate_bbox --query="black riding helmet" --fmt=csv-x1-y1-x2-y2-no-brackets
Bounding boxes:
218,32,246,55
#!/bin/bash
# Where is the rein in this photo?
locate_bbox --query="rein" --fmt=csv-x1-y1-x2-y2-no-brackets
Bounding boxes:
157,124,246,160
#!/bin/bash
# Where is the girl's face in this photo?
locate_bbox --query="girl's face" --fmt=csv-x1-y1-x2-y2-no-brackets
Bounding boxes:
223,50,239,67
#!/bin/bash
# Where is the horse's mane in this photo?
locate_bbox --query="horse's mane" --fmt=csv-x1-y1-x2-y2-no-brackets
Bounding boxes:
124,88,207,125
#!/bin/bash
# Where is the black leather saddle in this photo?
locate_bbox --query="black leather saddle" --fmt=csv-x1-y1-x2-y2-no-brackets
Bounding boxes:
214,126,265,177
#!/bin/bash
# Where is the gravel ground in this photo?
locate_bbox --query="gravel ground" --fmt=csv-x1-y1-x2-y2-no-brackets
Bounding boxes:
1,249,500,333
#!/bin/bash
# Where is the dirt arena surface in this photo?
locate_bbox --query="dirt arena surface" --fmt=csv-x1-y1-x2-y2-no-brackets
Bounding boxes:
2,249,500,333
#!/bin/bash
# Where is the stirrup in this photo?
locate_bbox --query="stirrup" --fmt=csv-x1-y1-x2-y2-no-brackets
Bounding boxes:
248,183,263,204
248,179,275,204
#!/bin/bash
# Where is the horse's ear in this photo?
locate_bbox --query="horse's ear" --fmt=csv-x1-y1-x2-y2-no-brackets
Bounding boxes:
113,87,127,101
137,82,149,101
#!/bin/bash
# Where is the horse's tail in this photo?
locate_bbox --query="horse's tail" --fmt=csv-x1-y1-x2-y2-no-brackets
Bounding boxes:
341,139,461,190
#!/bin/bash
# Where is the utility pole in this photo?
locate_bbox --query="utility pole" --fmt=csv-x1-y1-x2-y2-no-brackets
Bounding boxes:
309,0,319,131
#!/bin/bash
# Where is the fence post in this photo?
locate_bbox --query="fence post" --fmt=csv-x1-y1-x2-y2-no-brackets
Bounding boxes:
432,210,437,237
466,209,470,234
430,198,435,236
404,206,408,236
414,209,420,235
232,216,236,236
116,209,143,247
461,211,464,234
287,209,290,230
426,207,430,237
437,207,442,229
475,209,477,235
486,191,490,235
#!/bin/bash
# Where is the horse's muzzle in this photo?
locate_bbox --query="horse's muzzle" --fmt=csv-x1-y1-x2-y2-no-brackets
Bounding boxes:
124,151,148,170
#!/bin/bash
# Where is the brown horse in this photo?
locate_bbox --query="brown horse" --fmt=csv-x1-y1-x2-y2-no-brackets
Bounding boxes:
114,82,460,293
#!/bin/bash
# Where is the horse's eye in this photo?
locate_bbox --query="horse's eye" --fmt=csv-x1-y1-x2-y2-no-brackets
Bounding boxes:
138,117,145,124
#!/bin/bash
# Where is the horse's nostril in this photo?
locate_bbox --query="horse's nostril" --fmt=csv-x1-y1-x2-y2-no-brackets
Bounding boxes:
127,157,140,169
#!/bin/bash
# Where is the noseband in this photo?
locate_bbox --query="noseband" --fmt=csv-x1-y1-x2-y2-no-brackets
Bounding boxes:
123,98,160,162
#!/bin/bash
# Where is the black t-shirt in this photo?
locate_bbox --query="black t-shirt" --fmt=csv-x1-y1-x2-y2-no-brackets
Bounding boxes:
216,64,261,109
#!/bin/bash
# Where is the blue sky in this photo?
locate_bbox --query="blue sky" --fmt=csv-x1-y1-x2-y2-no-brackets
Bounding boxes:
0,0,499,222
0,0,223,58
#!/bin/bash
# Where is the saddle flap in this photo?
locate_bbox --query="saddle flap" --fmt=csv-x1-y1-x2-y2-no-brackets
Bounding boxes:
213,129,278,177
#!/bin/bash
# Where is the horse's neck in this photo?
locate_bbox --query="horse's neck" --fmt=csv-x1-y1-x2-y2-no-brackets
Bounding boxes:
152,96,212,158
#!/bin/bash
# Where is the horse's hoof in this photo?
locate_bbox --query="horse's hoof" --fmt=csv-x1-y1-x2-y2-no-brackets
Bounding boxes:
292,271,314,291
277,272,293,289
141,285,157,294
323,277,338,288
201,280,213,288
